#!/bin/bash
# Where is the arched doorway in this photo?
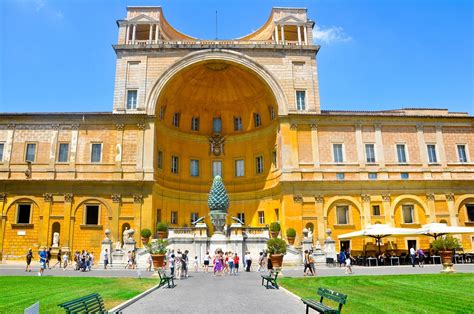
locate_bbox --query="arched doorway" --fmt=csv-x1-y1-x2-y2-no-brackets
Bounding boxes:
51,222,60,246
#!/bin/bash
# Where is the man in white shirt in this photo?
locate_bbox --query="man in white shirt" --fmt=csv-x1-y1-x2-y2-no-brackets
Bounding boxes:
409,247,416,267
244,251,252,272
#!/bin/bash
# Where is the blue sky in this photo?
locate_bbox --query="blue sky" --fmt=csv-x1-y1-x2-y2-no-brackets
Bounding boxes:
0,0,472,114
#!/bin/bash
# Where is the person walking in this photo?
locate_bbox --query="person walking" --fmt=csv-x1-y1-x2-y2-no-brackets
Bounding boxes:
234,253,240,274
175,250,182,279
309,250,316,276
193,256,199,272
345,249,354,274
46,247,52,270
409,247,416,267
417,248,425,267
38,247,47,276
303,250,314,276
228,252,235,275
25,248,33,272
169,253,175,276
52,250,62,269
245,251,252,272
182,250,189,278
103,249,109,270
62,251,69,270
203,252,210,273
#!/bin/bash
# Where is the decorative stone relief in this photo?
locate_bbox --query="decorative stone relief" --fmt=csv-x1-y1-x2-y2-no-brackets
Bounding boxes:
71,124,80,130
133,194,143,203
293,195,303,203
0,193,6,202
112,194,121,203
43,193,53,202
208,134,226,156
310,124,317,131
7,123,15,130
361,194,371,202
426,193,435,201
445,193,455,202
290,124,297,131
64,193,74,203
315,194,324,203
137,123,146,130
51,123,60,130
382,193,391,202
115,123,125,131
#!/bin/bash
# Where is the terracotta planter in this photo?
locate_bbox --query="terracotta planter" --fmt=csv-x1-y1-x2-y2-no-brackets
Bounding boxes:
141,237,149,246
270,231,279,239
439,250,455,273
287,236,295,246
151,254,165,270
156,231,167,239
270,254,284,268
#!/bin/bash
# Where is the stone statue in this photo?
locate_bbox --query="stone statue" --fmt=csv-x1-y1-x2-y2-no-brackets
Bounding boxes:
315,240,321,250
52,232,60,248
115,240,122,251
125,228,135,244
302,228,308,238
122,227,129,244
307,228,313,240
104,229,111,241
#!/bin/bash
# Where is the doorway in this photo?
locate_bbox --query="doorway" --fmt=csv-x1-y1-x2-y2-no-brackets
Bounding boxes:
51,222,60,246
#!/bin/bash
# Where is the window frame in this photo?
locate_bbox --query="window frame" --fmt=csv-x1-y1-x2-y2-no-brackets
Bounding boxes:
190,212,199,224
427,144,438,164
126,89,138,110
24,142,37,163
237,212,245,224
457,144,469,163
235,159,245,177
268,106,276,120
234,116,243,131
372,205,381,216
157,150,163,170
171,155,179,174
171,211,178,225
190,159,200,177
57,142,70,163
212,160,223,178
90,143,103,163
172,113,180,127
295,90,306,111
254,113,262,128
368,172,377,180
272,150,278,169
401,172,409,180
191,116,200,131
365,143,376,163
159,106,166,120
402,204,415,224
84,204,100,226
466,204,474,222
258,211,265,224
16,203,32,224
336,205,349,225
213,117,222,133
336,173,345,180
396,143,408,164
255,155,264,174
332,143,344,163
0,142,4,162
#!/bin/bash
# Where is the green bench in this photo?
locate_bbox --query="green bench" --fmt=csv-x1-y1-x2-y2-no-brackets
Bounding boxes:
301,287,347,313
58,293,107,313
158,268,175,288
261,270,279,289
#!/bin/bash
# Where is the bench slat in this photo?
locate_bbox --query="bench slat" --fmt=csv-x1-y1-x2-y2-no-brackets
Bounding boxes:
317,287,347,304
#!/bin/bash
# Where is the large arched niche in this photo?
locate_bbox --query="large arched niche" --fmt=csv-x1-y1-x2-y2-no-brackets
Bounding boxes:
147,49,287,117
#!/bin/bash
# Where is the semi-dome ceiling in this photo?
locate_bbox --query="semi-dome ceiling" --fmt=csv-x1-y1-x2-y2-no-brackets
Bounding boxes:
157,60,277,134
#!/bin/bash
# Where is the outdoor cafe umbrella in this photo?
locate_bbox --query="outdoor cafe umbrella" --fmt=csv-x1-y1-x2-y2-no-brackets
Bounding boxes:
338,224,420,255
416,223,474,239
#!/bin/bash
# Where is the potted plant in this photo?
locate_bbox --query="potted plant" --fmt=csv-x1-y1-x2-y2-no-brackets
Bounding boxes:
140,228,152,245
148,239,168,271
286,228,296,246
269,222,281,239
267,238,287,268
156,222,168,239
431,235,461,273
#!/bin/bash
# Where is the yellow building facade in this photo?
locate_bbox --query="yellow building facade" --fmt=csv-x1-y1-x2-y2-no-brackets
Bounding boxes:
1,7,473,260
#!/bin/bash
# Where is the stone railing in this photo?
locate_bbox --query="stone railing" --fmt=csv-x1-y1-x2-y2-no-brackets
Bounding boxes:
122,39,307,48
244,227,269,238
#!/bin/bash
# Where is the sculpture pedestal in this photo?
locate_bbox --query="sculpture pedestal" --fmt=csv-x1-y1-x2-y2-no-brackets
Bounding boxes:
209,233,228,254
99,240,112,265
301,239,313,253
313,249,326,265
324,238,337,261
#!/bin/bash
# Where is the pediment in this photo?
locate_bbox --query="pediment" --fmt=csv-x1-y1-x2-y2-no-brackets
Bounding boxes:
128,14,159,23
275,15,305,24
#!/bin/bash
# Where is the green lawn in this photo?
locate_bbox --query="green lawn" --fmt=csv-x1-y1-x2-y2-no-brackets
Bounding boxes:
0,276,157,313
279,273,474,314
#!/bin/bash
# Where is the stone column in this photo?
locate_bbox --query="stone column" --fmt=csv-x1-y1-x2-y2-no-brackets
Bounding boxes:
125,24,130,44
280,25,285,43
274,24,279,44
114,124,124,179
310,124,320,167
382,193,392,225
297,25,302,45
111,194,121,243
361,194,371,226
40,193,53,247
416,124,428,167
435,124,447,167
374,124,385,167
426,193,436,223
315,195,325,242
155,24,159,42
48,124,60,170
290,124,299,168
62,193,74,248
445,193,457,226
355,123,365,166
0,193,6,259
133,194,143,246
148,24,153,43
4,123,16,169
135,123,146,180
303,25,308,45
132,24,136,44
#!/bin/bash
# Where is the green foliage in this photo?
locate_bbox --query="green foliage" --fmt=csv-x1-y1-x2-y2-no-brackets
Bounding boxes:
431,235,461,251
140,228,152,238
207,175,229,212
269,222,281,232
156,222,168,232
286,227,296,237
267,238,287,255
148,239,168,254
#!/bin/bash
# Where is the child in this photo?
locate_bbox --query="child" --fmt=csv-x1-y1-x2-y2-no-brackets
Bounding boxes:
62,251,69,270
193,256,199,272
25,248,33,272
169,254,175,276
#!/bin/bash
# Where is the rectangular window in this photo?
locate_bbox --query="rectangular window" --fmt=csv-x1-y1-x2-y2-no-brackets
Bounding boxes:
258,211,265,224
157,151,163,169
190,159,200,177
17,204,32,224
0,143,4,161
212,160,222,177
171,211,178,225
401,172,409,179
402,205,414,224
173,113,180,127
254,113,261,127
91,143,102,163
336,206,349,225
368,173,377,180
85,205,99,225
25,143,36,162
457,145,468,163
171,155,179,174
372,205,381,216
296,91,306,110
466,204,474,222
213,117,222,133
268,106,275,120
333,144,343,163
336,173,345,180
237,212,245,224
397,144,407,163
190,212,199,224
126,90,138,109
272,150,277,168
235,159,245,177
191,117,200,131
159,106,166,120
256,156,264,174
57,143,69,162
365,144,376,163
274,208,279,222
234,116,243,131
427,144,437,163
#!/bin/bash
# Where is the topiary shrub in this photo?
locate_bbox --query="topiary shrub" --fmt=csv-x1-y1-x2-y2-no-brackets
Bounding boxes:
140,228,152,238
267,238,287,255
286,228,296,238
431,235,461,251
269,222,281,232
156,222,168,232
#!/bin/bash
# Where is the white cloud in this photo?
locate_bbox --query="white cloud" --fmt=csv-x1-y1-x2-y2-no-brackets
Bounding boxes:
312,25,352,44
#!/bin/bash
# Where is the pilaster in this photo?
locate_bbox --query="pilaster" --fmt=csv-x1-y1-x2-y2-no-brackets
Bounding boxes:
63,193,74,248
111,194,121,243
355,123,364,166
70,124,80,172
374,124,385,167
382,193,391,225
426,193,436,223
48,124,60,169
315,195,325,242
114,123,124,179
445,193,457,226
310,124,320,167
135,123,146,179
40,193,53,247
416,124,428,168
4,123,16,171
0,193,6,259
435,124,447,167
133,194,143,246
361,194,371,226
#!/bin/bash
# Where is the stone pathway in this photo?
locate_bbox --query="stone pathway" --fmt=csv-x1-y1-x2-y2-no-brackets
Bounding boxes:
122,271,304,314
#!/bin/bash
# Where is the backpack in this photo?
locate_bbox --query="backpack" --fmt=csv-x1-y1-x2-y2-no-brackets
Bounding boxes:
339,251,346,262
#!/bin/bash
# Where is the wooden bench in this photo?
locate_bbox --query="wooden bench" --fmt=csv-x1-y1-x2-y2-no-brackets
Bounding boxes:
158,268,175,288
58,293,107,313
301,287,347,313
261,270,279,289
